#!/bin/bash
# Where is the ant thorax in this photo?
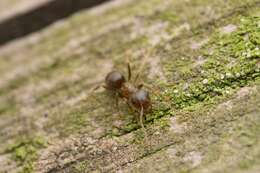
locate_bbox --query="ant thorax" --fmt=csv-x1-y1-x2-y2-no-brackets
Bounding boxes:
119,82,137,100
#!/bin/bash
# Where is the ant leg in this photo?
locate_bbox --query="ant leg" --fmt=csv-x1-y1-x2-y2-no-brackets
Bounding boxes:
140,106,144,128
138,83,161,98
88,84,107,102
143,108,147,121
125,99,134,113
140,105,148,140
91,84,107,92
127,62,132,81
125,50,132,81
133,71,141,85
137,84,143,89
115,92,120,110
124,99,139,122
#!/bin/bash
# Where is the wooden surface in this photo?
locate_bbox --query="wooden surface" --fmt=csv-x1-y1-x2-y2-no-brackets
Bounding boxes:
0,0,259,172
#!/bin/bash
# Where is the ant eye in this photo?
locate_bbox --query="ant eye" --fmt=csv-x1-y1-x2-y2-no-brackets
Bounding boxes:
105,71,126,90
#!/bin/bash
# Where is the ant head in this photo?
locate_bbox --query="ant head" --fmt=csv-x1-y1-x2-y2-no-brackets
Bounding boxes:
105,71,126,90
131,89,151,110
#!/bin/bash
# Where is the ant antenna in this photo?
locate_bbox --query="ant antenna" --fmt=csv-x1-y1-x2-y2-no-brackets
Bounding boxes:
133,49,151,84
126,50,132,81
127,62,132,81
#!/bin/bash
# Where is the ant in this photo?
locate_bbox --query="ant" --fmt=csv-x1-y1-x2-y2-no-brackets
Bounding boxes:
93,61,152,131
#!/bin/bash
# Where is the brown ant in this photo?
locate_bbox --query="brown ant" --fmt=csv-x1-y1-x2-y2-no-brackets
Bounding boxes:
93,62,152,131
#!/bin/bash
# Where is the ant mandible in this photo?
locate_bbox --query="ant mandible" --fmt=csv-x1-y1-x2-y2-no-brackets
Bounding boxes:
94,60,152,129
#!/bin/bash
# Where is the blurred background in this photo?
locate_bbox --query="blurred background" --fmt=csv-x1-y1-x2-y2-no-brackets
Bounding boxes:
0,0,110,46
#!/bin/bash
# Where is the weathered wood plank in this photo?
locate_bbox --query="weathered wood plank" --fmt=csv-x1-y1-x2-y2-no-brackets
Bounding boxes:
0,0,259,172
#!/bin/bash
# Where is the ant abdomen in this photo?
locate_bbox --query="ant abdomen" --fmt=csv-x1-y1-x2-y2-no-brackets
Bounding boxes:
105,71,126,90
131,89,151,112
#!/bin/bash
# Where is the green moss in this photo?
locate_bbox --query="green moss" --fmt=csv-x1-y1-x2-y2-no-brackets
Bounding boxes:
131,128,148,144
164,16,260,109
64,113,87,134
163,56,196,82
152,9,179,24
0,76,27,96
49,108,89,137
5,136,46,173
153,117,171,129
72,161,88,173
0,98,17,116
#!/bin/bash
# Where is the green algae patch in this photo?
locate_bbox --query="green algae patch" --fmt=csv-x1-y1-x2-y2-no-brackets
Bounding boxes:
165,16,260,109
5,136,46,173
72,161,89,173
151,8,179,24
